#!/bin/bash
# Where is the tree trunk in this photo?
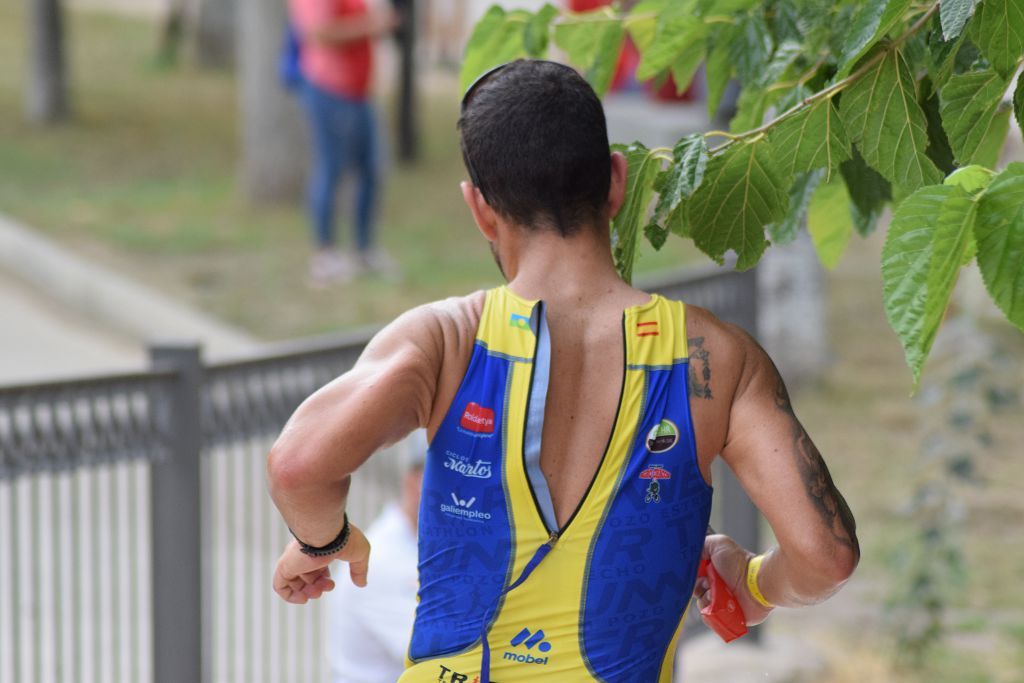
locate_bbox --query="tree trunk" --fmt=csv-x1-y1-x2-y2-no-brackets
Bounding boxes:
196,0,236,68
26,0,69,124
757,229,830,386
392,0,418,162
236,0,307,203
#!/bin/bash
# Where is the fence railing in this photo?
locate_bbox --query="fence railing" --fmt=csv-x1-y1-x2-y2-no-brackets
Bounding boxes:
0,265,759,683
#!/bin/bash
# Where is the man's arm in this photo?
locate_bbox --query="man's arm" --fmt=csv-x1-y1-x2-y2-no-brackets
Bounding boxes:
267,304,443,601
704,331,859,618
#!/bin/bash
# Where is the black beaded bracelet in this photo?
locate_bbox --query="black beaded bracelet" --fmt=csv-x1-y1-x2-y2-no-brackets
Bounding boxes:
291,513,350,557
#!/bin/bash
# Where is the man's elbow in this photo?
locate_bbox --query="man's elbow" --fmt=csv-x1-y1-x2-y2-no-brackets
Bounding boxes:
266,429,339,500
790,535,860,603
267,438,309,500
824,540,860,588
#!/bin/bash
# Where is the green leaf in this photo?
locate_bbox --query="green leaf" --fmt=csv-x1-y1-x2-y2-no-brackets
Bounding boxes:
1015,72,1024,141
921,84,957,174
669,38,707,94
835,0,913,78
973,106,1012,168
730,87,770,133
925,28,978,89
939,69,1012,165
944,164,996,194
588,21,626,97
626,14,657,52
698,0,759,12
654,134,709,220
667,203,691,237
460,7,529,93
969,0,1024,77
687,139,788,270
730,13,773,86
706,23,740,119
808,180,854,270
612,143,662,283
940,0,980,40
524,4,559,56
883,184,977,383
975,162,1024,331
554,9,626,96
729,42,802,133
644,222,669,250
636,15,706,81
840,146,893,236
767,169,824,245
769,98,851,181
841,49,944,193
769,0,804,45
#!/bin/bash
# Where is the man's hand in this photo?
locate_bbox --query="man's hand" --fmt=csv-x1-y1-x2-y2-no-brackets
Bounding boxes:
693,534,773,628
272,523,371,604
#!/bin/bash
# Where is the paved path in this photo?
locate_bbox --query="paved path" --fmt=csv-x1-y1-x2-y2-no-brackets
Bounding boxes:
0,213,257,387
0,268,143,385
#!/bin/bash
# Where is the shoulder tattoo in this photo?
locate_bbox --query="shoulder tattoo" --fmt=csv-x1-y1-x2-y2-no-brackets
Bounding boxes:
688,336,713,399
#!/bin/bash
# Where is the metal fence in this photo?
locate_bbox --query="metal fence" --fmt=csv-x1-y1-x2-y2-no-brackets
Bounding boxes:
0,265,758,683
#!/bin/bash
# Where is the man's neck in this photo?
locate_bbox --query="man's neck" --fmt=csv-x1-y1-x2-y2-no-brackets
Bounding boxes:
504,227,635,309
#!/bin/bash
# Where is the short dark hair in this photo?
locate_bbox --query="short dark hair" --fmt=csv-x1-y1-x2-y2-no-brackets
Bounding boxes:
458,60,611,236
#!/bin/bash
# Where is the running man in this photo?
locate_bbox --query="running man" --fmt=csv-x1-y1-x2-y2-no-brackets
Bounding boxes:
268,60,859,682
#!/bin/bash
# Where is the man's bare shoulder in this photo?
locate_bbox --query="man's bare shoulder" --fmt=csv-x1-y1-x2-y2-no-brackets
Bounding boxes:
683,304,761,401
424,290,486,340
367,291,484,356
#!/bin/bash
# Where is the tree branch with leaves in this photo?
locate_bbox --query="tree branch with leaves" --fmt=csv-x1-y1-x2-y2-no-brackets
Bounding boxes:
461,0,1024,385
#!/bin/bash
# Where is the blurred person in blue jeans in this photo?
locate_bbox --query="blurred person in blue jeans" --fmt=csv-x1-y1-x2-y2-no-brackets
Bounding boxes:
289,0,401,286
324,430,425,683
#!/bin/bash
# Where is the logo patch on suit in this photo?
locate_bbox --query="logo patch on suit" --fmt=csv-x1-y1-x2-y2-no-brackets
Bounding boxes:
509,313,531,331
636,321,659,337
460,402,495,436
645,419,679,453
640,465,671,504
503,627,552,665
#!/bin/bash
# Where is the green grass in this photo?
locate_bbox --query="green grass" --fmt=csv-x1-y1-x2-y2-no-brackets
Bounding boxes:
0,3,699,339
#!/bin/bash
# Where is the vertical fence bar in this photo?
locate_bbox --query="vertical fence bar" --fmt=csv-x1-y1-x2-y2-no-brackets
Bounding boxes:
52,472,64,683
127,461,140,683
149,342,204,683
93,465,104,683
12,478,22,683
32,475,43,683
1,479,12,683
72,467,82,683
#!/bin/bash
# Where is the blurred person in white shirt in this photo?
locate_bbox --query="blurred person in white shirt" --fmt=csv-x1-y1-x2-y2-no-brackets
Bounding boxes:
324,430,425,683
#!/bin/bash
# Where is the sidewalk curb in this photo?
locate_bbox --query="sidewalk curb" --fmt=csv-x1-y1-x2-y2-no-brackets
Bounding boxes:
0,213,258,359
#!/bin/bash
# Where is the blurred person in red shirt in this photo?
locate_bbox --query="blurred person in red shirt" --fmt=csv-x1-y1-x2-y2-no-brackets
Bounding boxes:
289,0,400,286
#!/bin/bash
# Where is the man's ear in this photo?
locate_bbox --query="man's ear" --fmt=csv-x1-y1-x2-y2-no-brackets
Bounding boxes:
607,151,628,220
461,181,500,242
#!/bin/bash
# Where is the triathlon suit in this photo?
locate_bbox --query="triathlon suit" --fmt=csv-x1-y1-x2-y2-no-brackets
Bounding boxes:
399,286,713,682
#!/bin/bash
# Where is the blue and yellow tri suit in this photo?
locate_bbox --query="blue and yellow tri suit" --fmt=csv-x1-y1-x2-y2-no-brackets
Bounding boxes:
400,286,713,682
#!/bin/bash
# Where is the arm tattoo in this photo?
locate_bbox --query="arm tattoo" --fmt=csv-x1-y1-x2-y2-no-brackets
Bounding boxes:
774,376,859,554
688,337,713,399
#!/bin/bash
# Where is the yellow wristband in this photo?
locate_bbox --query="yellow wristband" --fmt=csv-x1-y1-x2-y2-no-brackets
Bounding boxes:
746,554,774,608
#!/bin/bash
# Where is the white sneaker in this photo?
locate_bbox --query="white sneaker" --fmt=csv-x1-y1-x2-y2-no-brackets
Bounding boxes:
308,249,357,287
358,247,401,279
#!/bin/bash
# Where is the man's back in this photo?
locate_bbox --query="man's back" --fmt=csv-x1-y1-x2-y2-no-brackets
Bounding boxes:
424,284,744,511
405,285,713,681
267,59,858,683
